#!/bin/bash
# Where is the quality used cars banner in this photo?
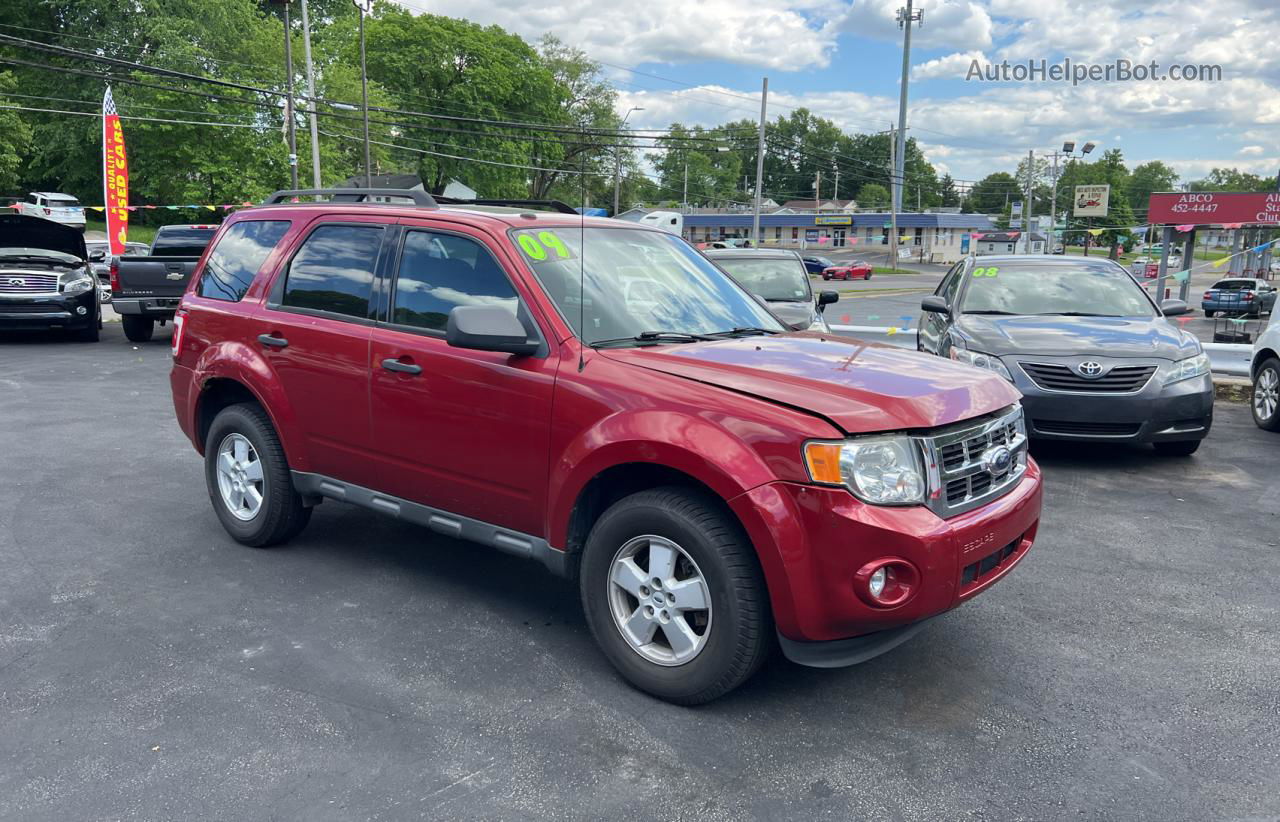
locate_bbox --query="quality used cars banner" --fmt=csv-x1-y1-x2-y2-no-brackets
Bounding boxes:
102,86,129,255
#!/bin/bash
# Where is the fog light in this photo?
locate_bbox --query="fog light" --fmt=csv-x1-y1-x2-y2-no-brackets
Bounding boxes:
869,567,886,598
75,306,87,315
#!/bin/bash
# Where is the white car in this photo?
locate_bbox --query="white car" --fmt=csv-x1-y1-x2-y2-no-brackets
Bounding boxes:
1250,317,1280,430
18,192,86,231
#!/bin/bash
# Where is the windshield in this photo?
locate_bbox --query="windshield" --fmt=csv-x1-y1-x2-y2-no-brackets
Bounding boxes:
47,197,80,208
713,257,812,302
513,226,784,344
960,261,1154,317
0,246,81,265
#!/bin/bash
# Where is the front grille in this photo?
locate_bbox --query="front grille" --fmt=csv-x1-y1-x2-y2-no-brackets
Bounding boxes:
0,303,67,314
0,273,59,294
1034,419,1142,437
920,405,1028,518
1019,362,1156,393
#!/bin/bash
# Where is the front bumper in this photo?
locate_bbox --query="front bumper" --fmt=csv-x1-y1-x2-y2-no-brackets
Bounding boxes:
730,460,1042,658
0,290,97,329
1009,360,1213,444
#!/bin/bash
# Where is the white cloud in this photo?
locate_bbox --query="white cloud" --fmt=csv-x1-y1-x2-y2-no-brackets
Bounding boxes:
912,51,988,81
834,0,993,51
1239,145,1265,155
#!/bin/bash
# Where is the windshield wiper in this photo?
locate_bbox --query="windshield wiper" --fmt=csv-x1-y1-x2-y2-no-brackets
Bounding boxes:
962,309,1020,315
1031,311,1121,317
590,330,716,348
707,326,779,337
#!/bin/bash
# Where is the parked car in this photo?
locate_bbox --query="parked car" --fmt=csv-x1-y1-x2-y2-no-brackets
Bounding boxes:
1249,318,1280,431
704,247,837,332
822,260,873,281
17,192,86,231
918,255,1212,455
800,255,835,275
112,224,219,341
0,214,100,341
1201,278,1276,318
170,189,1043,704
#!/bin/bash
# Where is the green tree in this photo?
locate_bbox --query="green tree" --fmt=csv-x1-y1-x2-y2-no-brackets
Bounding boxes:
939,173,959,207
0,71,32,192
1127,161,1179,213
856,183,889,209
965,172,1018,214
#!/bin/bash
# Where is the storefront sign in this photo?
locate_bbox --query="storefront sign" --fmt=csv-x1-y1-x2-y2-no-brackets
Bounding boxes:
1147,191,1280,225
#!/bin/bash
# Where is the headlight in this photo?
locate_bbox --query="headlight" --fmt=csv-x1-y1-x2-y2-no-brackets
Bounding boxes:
60,273,94,294
949,345,1013,382
804,436,926,505
1162,352,1210,386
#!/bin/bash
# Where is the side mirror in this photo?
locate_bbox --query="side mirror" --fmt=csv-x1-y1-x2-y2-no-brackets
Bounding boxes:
88,250,106,262
1160,298,1188,316
921,295,949,314
446,306,539,356
816,290,839,313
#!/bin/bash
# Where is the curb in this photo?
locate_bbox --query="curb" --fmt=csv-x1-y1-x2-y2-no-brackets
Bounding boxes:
1213,377,1251,404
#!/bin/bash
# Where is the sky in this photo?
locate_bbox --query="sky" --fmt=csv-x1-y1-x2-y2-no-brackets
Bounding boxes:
394,0,1280,193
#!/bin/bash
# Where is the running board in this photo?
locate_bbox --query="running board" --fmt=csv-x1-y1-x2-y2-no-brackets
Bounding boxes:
290,471,569,577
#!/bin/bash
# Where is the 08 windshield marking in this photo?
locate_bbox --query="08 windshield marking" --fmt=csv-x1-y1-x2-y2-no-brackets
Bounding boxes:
513,226,784,346
961,261,1155,318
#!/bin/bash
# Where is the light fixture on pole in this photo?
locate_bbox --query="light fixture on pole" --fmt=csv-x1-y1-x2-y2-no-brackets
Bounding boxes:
614,106,643,216
353,0,374,187
1043,139,1098,254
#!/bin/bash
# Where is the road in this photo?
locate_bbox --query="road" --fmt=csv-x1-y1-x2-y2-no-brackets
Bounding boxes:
2,325,1278,819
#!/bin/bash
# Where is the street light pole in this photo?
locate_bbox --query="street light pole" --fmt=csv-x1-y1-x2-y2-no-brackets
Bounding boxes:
751,77,768,246
282,1,298,189
358,6,372,187
614,106,643,216
300,0,321,188
892,1,922,216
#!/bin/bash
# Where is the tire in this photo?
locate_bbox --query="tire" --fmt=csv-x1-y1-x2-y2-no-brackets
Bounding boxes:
121,314,154,342
579,486,772,705
822,274,829,281
864,272,872,280
73,314,100,342
1252,357,1280,431
1203,310,1214,318
204,403,311,547
1153,440,1201,457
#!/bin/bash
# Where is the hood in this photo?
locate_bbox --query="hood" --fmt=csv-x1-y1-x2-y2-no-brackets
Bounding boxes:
767,300,818,331
0,214,87,260
599,333,1020,433
956,314,1199,360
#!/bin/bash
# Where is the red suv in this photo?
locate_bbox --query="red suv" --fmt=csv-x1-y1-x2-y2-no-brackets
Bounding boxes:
170,189,1042,704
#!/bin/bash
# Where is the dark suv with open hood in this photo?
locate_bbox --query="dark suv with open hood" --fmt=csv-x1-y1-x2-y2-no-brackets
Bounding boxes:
0,214,100,341
918,255,1212,455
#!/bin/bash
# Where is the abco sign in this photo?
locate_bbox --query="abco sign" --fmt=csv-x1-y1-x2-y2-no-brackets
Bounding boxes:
1147,191,1280,225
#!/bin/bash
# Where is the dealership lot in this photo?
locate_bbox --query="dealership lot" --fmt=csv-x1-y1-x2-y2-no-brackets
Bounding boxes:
1,326,1277,820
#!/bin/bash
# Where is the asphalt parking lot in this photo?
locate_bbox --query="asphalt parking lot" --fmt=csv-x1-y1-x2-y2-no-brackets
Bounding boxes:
2,325,1277,821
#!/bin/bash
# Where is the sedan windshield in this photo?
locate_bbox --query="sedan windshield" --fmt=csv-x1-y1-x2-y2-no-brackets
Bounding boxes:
961,261,1155,318
514,226,784,344
712,257,812,302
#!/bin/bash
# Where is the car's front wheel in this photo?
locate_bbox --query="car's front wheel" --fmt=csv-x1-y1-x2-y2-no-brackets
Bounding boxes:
579,487,771,705
1253,357,1280,431
204,403,311,547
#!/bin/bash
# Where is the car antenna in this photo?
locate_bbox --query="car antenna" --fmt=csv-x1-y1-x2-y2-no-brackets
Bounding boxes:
577,135,587,372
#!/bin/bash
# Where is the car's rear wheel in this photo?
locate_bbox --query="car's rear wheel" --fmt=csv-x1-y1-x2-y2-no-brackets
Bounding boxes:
204,403,311,547
1203,310,1214,318
1252,357,1280,431
579,486,771,705
121,314,154,342
1154,440,1201,456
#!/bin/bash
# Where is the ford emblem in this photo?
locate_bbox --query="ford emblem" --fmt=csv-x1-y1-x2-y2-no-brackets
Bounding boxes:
981,445,1013,476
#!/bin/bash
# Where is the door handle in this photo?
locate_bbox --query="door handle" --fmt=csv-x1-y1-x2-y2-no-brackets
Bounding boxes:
381,357,422,375
257,333,288,348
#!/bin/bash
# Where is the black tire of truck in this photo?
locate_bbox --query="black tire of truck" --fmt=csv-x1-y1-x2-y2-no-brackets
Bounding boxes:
204,403,312,548
122,314,154,342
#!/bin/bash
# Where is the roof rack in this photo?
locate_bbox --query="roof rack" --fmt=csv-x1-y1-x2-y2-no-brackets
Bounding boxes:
262,188,438,207
432,196,579,215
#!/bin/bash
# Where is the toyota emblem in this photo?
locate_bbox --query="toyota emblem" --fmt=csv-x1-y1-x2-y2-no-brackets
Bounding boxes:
1077,361,1103,377
7,277,25,287
981,445,1013,476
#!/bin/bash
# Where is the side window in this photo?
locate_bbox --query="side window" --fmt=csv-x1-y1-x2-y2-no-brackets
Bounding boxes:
197,220,291,302
936,262,962,297
941,262,965,305
390,230,519,332
26,194,37,205
281,224,383,319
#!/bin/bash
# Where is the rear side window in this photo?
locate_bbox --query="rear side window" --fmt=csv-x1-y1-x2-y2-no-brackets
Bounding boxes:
390,230,518,331
281,224,383,319
197,220,291,302
152,227,218,257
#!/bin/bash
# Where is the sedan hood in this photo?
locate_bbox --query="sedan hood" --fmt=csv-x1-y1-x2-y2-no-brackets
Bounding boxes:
767,300,818,331
956,314,1198,360
0,214,87,260
600,333,1020,433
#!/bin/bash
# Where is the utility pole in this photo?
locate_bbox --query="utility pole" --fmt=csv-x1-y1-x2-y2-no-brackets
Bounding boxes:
281,1,298,189
889,124,898,271
893,0,922,216
614,107,643,216
1046,150,1061,254
833,166,839,201
751,77,768,246
355,0,372,187
815,170,821,208
683,156,688,214
300,0,321,188
1025,149,1034,254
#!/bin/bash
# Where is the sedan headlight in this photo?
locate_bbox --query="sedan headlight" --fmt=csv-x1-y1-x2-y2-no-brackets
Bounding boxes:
60,272,95,295
949,344,1014,382
804,436,925,505
1162,352,1210,386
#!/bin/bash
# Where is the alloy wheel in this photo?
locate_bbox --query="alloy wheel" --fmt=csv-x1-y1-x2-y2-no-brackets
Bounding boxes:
1255,367,1278,423
216,433,265,521
607,535,712,666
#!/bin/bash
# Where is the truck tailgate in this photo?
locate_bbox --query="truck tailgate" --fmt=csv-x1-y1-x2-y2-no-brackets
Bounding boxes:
113,257,199,298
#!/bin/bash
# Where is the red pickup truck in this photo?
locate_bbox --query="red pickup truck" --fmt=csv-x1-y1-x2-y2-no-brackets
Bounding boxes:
170,189,1042,704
